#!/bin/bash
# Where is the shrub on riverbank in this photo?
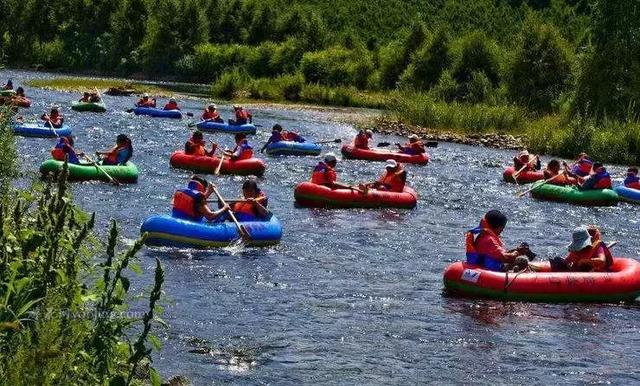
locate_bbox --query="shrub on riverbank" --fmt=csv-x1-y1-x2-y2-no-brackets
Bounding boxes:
0,116,166,384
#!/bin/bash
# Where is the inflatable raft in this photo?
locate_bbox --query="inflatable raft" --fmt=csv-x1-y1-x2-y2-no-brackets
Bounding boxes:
614,186,640,205
503,166,544,183
169,151,266,176
140,214,282,248
341,144,429,165
40,160,139,183
530,181,618,206
14,123,72,138
294,182,417,209
196,121,257,135
2,97,31,108
71,101,107,112
133,107,182,119
443,259,640,302
264,141,321,156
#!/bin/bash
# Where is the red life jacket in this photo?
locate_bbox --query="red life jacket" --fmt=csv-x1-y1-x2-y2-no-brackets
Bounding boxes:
235,141,253,160
572,158,593,177
105,144,128,164
592,168,612,189
171,188,204,221
311,161,336,185
45,112,63,127
186,139,206,156
137,99,155,107
354,133,369,149
379,167,406,192
231,192,267,221
236,109,250,120
202,110,220,120
465,218,504,271
625,175,640,189
164,102,179,110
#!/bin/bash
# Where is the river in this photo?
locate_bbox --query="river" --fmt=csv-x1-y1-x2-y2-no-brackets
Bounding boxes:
3,69,639,385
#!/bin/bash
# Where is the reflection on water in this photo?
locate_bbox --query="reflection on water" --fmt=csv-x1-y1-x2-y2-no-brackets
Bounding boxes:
4,69,639,385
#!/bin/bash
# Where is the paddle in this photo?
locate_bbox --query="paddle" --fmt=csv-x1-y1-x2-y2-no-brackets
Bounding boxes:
43,118,60,137
377,141,438,148
517,172,563,197
188,119,212,128
214,152,225,175
316,138,342,145
83,154,121,186
210,186,250,241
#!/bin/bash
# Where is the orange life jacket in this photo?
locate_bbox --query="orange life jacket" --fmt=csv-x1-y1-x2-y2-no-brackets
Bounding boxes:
164,102,179,110
624,175,640,189
202,110,220,120
465,218,504,271
234,141,253,160
379,167,406,192
171,188,204,221
137,99,155,107
236,109,250,120
310,161,336,185
566,241,612,272
186,139,206,156
231,192,267,221
105,144,129,164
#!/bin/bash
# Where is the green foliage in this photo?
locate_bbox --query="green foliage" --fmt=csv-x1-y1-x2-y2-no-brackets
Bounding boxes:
378,22,429,89
0,109,17,193
300,46,374,88
507,16,574,112
210,68,249,99
0,159,165,384
452,31,502,101
574,0,640,120
399,29,452,91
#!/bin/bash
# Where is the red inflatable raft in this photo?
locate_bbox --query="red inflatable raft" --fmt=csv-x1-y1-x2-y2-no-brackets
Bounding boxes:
169,151,266,176
294,181,417,209
502,166,544,183
443,258,640,302
341,144,429,165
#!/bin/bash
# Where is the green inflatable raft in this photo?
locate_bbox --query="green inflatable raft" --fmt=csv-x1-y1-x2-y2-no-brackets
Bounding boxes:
71,101,107,112
530,181,618,206
0,90,16,97
40,160,138,183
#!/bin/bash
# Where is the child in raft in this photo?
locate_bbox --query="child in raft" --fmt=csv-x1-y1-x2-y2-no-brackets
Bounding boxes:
260,124,305,152
41,106,64,128
224,133,254,161
549,226,613,272
396,134,426,155
163,98,180,110
51,136,84,164
513,150,541,171
542,160,579,185
185,131,217,157
136,93,156,108
97,134,133,165
201,104,224,123
353,129,373,149
579,163,612,190
172,176,230,222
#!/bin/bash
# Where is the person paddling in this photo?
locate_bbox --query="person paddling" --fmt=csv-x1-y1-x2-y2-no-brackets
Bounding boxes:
465,210,535,272
185,131,217,157
353,129,373,149
579,163,612,190
163,97,180,111
360,159,407,193
229,104,252,125
2,80,13,90
624,167,640,189
79,92,91,102
97,134,133,165
201,103,224,122
396,134,425,155
513,150,540,171
172,176,230,222
51,136,84,164
41,106,64,128
224,133,254,161
15,87,25,97
542,159,578,185
136,93,156,108
226,178,270,222
260,124,305,152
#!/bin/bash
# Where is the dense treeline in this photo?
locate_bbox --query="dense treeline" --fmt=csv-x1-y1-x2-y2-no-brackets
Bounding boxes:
3,0,640,162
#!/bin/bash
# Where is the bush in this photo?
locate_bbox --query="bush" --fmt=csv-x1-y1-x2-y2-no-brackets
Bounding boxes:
0,109,17,192
432,70,458,103
300,46,374,88
507,16,574,112
189,44,252,81
399,29,452,91
466,71,493,104
452,31,502,100
210,68,249,99
32,39,66,69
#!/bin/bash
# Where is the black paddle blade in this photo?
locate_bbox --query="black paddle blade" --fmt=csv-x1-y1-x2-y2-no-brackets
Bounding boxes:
377,142,391,147
425,141,438,148
125,109,134,113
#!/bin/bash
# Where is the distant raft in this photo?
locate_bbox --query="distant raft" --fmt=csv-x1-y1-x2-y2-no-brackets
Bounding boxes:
341,144,429,165
294,182,417,209
169,151,266,176
140,214,283,248
529,181,618,206
71,101,107,112
502,166,544,183
14,123,72,138
196,121,257,135
133,107,182,119
264,141,321,156
40,160,139,183
614,186,640,205
443,258,640,303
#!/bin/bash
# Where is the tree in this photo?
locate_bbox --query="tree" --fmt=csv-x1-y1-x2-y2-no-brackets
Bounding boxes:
109,0,148,71
574,0,640,120
399,29,452,90
507,16,574,112
379,22,429,89
452,31,501,100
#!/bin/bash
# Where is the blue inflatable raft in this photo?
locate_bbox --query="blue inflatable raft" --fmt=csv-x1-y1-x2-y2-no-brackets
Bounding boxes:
140,214,282,248
614,186,640,204
196,121,257,134
133,107,182,119
13,123,72,138
264,140,321,156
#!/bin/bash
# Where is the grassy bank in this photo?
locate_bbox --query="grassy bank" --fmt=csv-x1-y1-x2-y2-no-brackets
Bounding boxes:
0,109,167,384
25,77,209,97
